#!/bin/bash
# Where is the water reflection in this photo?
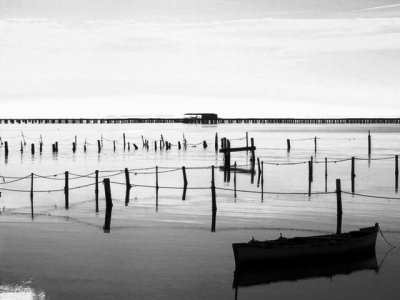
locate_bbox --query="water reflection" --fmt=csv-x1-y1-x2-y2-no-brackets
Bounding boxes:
233,253,379,299
211,209,216,232
0,282,45,300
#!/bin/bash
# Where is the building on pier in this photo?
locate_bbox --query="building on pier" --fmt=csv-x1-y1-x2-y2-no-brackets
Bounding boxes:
183,113,219,124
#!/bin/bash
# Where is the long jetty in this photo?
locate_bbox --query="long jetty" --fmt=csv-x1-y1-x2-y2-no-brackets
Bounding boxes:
1,118,400,125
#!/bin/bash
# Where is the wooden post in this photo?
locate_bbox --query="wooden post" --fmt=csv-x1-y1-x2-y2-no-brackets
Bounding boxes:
74,135,77,148
250,138,255,183
64,171,69,209
308,161,312,197
221,138,226,150
123,133,126,150
310,156,313,182
20,141,23,153
156,166,159,209
141,135,145,148
178,141,181,150
55,142,58,153
396,155,399,192
215,133,218,152
287,139,291,152
95,170,99,213
314,136,317,153
39,142,43,154
5,141,8,157
113,141,116,152
257,157,261,174
234,162,237,199
246,132,248,149
211,166,217,211
368,131,371,155
72,142,76,153
325,157,328,193
124,168,131,206
97,140,101,153
182,166,188,200
127,142,130,151
52,144,55,153
226,140,231,182
154,141,157,151
351,157,355,193
30,173,34,220
103,178,113,233
336,179,343,235
31,143,35,155
261,161,264,201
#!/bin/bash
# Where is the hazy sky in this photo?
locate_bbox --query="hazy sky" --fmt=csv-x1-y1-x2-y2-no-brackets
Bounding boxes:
1,0,399,118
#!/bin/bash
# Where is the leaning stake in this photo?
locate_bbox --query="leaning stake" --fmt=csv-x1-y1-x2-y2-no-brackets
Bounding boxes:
124,168,131,206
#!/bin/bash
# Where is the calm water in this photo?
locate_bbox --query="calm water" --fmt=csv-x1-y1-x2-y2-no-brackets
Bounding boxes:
0,123,399,299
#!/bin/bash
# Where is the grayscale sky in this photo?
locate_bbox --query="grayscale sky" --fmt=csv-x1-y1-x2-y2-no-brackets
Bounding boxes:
0,0,399,118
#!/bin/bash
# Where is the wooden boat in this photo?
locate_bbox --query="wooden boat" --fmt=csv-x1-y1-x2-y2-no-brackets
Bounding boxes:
232,223,379,268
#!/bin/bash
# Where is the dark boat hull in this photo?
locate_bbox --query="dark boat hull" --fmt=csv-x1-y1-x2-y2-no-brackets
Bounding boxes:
233,224,378,268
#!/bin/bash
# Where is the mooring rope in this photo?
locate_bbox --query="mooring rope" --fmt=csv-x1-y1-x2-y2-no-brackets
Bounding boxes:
378,224,396,249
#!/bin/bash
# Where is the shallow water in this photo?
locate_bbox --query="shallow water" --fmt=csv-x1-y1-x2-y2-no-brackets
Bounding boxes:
0,123,399,299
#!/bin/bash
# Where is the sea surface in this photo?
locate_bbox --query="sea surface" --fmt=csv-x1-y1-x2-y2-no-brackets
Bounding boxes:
0,123,399,299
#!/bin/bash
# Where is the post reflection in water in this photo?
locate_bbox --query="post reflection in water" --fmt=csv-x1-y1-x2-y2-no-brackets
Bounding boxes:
211,209,216,232
233,252,380,300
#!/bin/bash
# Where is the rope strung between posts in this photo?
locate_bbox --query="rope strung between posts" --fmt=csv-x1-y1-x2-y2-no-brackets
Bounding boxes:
1,175,400,202
130,168,182,175
33,172,96,181
263,161,308,166
128,167,155,171
342,191,400,200
216,187,334,195
0,182,96,193
0,155,396,182
68,171,96,178
257,147,289,150
290,138,317,141
108,180,334,194
0,175,31,184
31,173,65,179
356,157,394,161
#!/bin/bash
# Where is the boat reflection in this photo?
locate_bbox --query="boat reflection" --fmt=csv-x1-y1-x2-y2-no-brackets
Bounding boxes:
233,252,379,299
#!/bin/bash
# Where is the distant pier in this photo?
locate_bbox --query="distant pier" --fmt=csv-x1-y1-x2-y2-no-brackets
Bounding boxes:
0,118,400,125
